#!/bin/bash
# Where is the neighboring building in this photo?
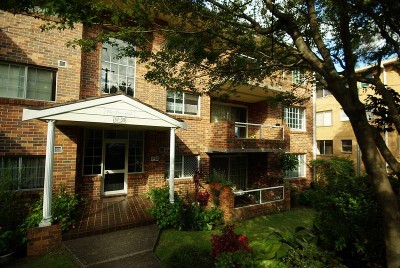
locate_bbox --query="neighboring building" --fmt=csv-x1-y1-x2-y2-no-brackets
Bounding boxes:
0,12,313,216
315,58,400,174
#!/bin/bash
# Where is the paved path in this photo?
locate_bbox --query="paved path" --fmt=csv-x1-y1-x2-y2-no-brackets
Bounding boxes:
63,225,160,267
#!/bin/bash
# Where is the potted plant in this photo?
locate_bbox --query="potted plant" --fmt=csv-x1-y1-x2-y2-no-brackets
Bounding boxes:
0,229,15,264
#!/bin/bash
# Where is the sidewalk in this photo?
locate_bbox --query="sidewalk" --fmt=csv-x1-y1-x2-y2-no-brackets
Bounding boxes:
63,224,160,267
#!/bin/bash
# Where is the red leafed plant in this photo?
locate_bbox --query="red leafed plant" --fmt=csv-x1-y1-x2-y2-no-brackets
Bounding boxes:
193,169,209,206
211,224,252,259
196,190,210,207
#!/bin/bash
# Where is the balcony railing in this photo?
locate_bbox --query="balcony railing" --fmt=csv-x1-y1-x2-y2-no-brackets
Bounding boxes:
233,186,285,208
235,122,285,140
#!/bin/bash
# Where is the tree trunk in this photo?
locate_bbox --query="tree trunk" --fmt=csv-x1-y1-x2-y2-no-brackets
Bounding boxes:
350,113,400,267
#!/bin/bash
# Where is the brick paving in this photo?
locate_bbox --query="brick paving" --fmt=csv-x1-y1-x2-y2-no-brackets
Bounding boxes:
63,195,155,240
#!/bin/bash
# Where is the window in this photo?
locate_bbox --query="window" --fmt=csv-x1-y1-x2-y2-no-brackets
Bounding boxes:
210,155,247,190
317,140,333,155
340,109,349,121
83,129,144,175
284,107,305,130
211,103,247,138
291,69,306,84
165,155,199,179
285,154,306,178
166,91,199,115
0,157,45,190
342,140,352,153
0,62,56,101
101,40,135,96
316,87,332,98
316,111,332,126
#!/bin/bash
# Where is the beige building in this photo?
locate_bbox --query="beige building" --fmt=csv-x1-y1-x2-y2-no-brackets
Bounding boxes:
315,58,400,174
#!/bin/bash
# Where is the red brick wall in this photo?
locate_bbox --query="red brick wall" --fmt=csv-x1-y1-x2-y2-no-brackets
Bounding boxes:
27,224,62,256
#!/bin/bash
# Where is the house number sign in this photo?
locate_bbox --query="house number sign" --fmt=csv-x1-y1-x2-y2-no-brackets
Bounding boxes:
113,116,127,124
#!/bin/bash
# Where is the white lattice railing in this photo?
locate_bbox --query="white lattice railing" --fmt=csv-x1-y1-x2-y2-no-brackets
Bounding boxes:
234,122,284,140
233,186,285,208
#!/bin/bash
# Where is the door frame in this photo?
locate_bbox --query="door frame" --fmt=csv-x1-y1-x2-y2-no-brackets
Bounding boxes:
101,139,128,196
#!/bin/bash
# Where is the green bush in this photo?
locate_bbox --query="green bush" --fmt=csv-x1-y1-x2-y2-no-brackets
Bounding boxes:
311,157,386,267
214,250,255,268
147,187,185,230
299,188,316,207
24,186,81,231
162,245,213,268
147,187,223,231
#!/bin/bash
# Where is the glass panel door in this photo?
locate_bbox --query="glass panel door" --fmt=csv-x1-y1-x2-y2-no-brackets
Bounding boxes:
103,142,127,194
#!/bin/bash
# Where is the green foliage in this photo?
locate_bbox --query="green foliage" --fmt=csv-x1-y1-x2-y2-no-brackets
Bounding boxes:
147,187,223,231
147,187,185,230
206,169,234,188
0,230,14,255
161,245,213,268
259,226,315,260
311,157,355,183
283,244,346,268
23,186,81,231
299,188,317,207
214,250,255,268
311,157,385,266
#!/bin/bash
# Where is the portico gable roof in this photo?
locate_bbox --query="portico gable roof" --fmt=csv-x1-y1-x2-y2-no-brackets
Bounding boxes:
22,94,187,130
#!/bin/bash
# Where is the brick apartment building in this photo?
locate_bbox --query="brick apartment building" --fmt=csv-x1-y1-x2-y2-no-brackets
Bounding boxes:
0,11,313,218
316,58,400,174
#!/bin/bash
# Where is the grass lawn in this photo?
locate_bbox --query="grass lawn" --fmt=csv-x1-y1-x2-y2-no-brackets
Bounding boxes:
156,208,315,267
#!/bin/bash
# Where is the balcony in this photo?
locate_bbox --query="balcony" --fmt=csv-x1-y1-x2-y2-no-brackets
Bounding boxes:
206,121,289,153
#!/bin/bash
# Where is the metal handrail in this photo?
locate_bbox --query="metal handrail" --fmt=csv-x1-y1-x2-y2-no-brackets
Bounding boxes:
234,122,285,140
233,185,284,205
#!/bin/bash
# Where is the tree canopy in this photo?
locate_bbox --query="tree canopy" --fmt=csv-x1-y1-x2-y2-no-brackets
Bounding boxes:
1,0,400,266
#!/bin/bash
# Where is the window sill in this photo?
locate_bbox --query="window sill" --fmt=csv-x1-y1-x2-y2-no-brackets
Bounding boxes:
0,97,55,106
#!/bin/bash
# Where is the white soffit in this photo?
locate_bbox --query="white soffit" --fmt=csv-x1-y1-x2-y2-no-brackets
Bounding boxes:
22,95,187,130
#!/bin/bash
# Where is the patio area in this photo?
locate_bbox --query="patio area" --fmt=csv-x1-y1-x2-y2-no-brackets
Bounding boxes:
63,195,155,240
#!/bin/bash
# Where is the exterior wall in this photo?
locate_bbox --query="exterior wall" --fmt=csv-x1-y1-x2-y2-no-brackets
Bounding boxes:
0,11,314,203
316,60,400,173
0,12,83,194
27,224,62,256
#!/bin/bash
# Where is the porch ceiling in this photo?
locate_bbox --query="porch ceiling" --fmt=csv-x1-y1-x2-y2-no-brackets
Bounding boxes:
210,83,282,103
22,94,187,130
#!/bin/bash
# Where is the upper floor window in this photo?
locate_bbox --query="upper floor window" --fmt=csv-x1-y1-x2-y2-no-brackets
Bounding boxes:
101,40,135,97
0,156,45,190
341,140,352,153
0,62,56,101
285,154,306,179
316,87,332,98
291,69,306,84
166,91,199,115
284,107,305,131
316,111,332,126
317,140,333,155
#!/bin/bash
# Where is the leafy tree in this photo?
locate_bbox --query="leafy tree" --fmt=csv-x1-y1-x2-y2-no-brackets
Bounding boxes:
1,0,400,265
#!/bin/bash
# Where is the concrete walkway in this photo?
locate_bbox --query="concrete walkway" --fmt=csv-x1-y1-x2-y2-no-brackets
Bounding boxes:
63,225,160,267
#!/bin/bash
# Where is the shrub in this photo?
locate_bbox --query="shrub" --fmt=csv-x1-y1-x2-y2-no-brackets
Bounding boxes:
148,187,223,231
23,186,81,231
147,187,185,230
162,245,213,268
211,224,252,260
311,157,386,267
214,250,255,268
0,229,14,255
299,188,316,207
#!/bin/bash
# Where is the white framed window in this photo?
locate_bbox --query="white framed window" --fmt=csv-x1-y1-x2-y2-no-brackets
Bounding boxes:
316,111,332,126
0,157,45,190
316,87,332,98
291,69,306,84
340,109,349,121
341,140,352,153
285,154,306,179
166,91,200,115
317,140,333,155
284,107,305,131
165,155,200,179
0,62,56,101
101,39,136,96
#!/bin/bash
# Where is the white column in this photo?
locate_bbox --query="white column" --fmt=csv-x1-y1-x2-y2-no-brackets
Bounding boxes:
39,120,56,227
169,127,176,203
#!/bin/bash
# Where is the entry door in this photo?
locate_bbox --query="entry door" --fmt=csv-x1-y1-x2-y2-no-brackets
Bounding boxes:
103,141,128,195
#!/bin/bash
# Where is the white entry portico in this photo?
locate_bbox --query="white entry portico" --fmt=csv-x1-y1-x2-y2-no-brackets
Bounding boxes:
22,94,187,226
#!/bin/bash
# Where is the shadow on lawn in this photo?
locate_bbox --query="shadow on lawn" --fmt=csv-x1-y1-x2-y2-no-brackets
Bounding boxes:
162,244,213,268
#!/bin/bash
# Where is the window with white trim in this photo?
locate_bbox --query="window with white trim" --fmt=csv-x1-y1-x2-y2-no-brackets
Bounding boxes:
284,107,305,130
0,157,45,190
165,155,199,179
101,39,135,96
316,87,332,98
285,154,306,178
341,140,352,153
291,69,306,84
317,140,333,155
316,111,332,126
166,91,199,115
340,109,349,121
0,62,56,101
